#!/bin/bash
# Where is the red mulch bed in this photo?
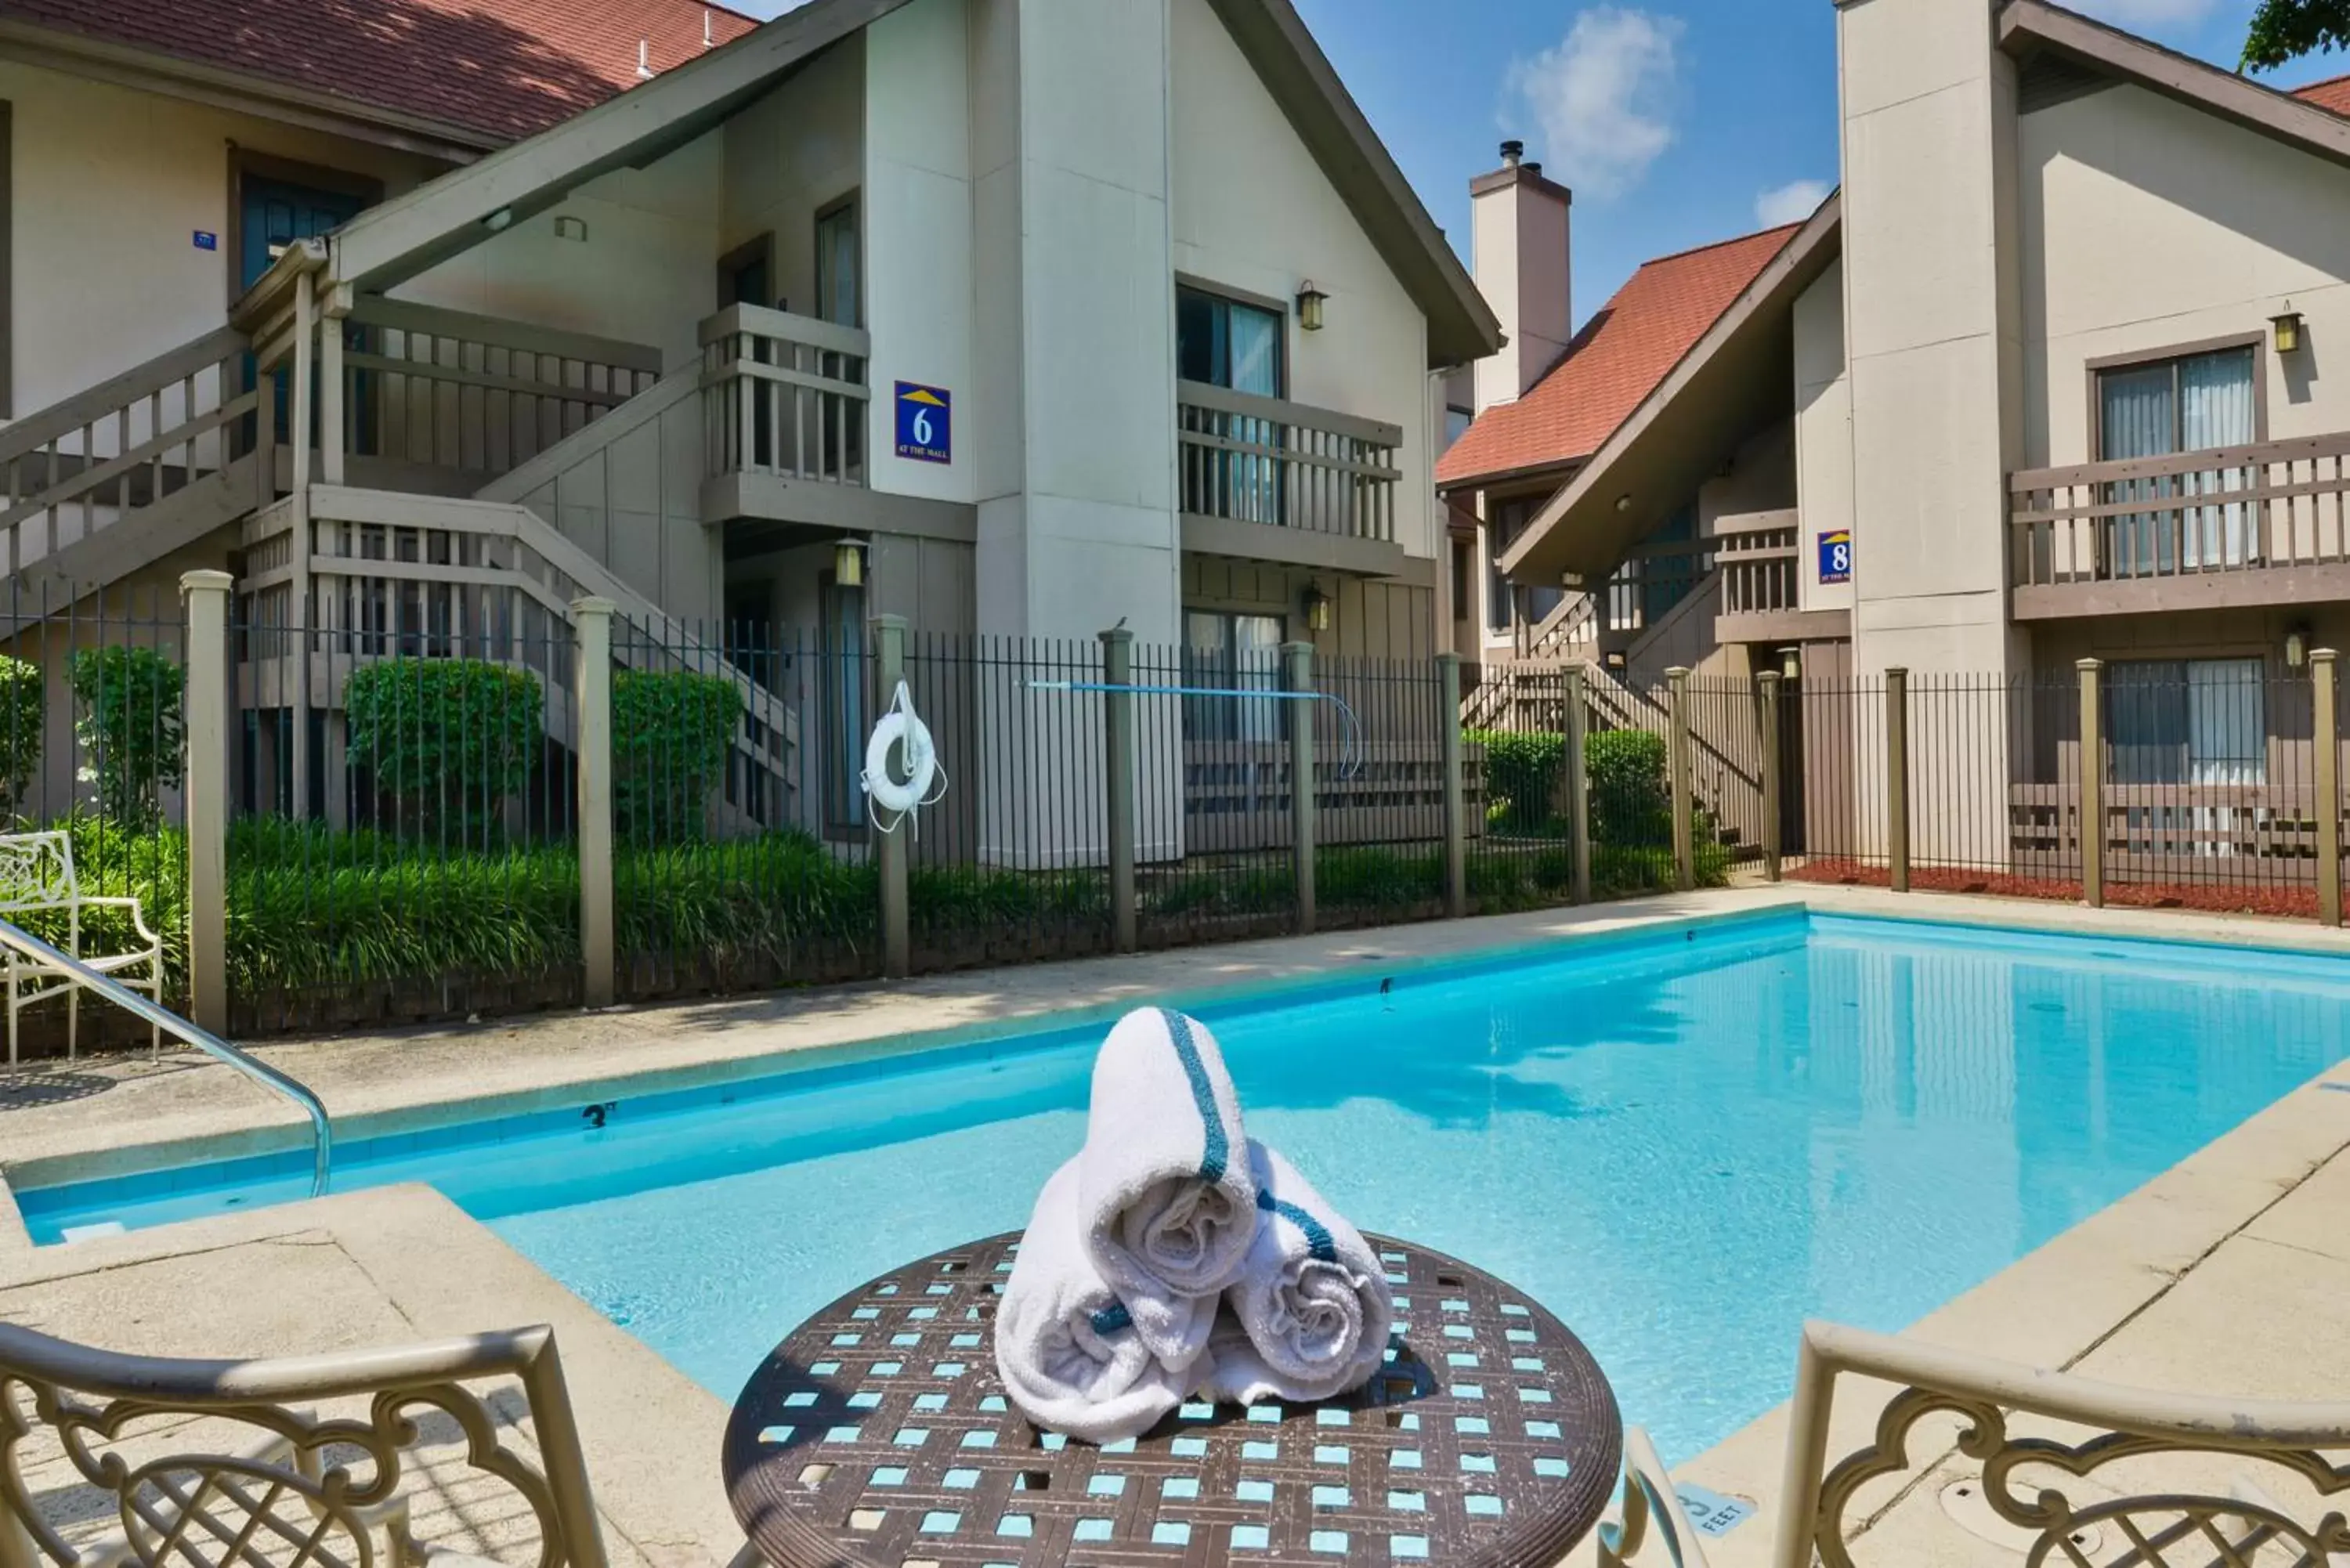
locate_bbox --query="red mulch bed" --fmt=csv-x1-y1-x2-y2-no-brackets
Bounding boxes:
1784,858,2323,921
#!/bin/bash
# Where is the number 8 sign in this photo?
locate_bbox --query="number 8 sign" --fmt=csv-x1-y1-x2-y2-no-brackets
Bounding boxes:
1818,529,1853,586
895,383,953,465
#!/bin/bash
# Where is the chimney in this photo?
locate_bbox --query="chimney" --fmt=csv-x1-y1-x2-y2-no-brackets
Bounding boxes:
1470,139,1573,415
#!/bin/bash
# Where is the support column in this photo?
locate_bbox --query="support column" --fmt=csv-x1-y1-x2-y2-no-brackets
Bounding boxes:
1668,667,1695,893
1564,664,1592,905
1102,627,1137,952
2319,650,2342,929
1285,641,1317,935
181,570,232,1035
1759,670,1784,883
873,614,912,977
2078,658,2105,910
573,598,616,1008
288,269,316,821
1438,654,1467,918
1886,667,1911,894
319,291,347,489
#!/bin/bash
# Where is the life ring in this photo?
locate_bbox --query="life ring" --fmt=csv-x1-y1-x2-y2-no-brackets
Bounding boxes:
863,681,939,819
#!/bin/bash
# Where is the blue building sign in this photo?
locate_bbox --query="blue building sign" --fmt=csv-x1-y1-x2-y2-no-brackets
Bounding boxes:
895,383,953,464
1818,528,1853,586
193,231,219,251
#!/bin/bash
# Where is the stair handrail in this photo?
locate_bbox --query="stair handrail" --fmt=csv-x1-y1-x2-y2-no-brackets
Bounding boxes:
0,917,331,1198
0,325,250,469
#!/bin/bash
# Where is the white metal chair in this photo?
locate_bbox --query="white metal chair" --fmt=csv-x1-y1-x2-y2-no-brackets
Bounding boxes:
0,1320,610,1568
0,830,164,1071
1602,1319,2350,1567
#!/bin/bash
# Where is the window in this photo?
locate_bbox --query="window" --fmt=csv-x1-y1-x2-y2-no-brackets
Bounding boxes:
1442,405,1473,453
815,201,859,328
2098,344,2257,573
2108,658,2265,786
1484,498,1562,634
1182,611,1284,743
1451,541,1473,624
1177,287,1284,396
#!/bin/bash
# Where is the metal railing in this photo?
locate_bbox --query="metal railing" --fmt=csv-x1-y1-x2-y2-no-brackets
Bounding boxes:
0,916,331,1198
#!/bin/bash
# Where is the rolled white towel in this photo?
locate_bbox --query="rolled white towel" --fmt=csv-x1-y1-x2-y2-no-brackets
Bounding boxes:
994,1159,1196,1445
1198,1141,1393,1407
1079,1008,1257,1367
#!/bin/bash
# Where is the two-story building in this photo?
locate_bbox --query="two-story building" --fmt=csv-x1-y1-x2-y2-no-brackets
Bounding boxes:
0,0,1499,848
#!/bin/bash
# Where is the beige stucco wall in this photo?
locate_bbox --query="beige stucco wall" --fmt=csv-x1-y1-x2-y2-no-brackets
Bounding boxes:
2019,78,2350,471
1793,257,1856,617
1170,0,1437,568
722,34,866,325
0,59,438,421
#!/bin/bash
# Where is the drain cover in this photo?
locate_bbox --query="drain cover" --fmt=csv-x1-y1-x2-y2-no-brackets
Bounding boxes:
1940,1476,2101,1555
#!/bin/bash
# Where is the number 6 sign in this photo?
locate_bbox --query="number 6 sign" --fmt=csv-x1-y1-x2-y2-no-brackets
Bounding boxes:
895,383,953,465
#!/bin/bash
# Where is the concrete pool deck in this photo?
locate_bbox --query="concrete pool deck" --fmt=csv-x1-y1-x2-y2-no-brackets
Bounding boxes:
4,884,2349,1566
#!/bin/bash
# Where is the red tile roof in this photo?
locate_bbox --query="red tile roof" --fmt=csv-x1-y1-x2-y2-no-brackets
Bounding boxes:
1437,222,1804,490
2295,72,2350,117
2,0,763,143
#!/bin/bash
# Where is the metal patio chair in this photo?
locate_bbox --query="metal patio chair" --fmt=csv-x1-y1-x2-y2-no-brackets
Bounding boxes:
0,1320,610,1568
1601,1320,2350,1567
0,831,164,1071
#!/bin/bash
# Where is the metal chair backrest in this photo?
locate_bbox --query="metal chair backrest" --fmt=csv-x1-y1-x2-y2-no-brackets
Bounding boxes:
0,1320,609,1568
0,833,77,919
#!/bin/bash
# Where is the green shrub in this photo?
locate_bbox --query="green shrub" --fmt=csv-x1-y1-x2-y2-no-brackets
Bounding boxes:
613,670,742,845
344,659,541,837
70,646,183,827
0,655,42,819
1465,728,1567,834
1585,728,1672,845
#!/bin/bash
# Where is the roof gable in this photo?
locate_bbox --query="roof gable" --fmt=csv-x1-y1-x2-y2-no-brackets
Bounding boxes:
1437,222,1805,491
0,0,759,146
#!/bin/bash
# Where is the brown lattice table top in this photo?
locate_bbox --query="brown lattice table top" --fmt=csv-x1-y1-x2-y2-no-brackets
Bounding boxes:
721,1233,1622,1568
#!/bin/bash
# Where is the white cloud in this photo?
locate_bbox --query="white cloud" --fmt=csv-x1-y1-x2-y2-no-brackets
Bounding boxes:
1503,7,1687,201
1755,179,1831,227
2063,0,2220,26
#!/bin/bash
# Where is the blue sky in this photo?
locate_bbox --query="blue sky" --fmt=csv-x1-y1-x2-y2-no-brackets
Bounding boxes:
741,0,2350,327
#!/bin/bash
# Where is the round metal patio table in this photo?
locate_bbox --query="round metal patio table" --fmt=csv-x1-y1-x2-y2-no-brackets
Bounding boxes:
721,1232,1622,1568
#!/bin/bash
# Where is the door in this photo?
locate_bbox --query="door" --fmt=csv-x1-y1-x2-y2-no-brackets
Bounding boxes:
241,174,372,441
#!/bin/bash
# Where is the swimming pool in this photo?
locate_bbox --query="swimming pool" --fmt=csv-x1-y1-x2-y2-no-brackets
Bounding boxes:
18,909,2350,1460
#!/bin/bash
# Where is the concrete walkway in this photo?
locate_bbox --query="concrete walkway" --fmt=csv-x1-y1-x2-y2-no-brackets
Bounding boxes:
5,884,2350,1566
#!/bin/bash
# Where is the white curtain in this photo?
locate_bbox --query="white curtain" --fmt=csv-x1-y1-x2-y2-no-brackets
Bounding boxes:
2179,348,2255,569
2100,364,2175,578
2187,658,2265,787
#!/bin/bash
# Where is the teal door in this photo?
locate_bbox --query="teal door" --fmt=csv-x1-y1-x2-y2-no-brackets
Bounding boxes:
241,175,371,440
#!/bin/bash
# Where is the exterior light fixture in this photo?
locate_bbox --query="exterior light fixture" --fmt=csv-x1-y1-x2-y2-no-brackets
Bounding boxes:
1296,282,1329,333
1303,584,1333,634
1603,651,1628,674
1614,495,1633,514
835,539,866,589
2272,309,2306,356
2287,624,2312,670
1781,646,1803,682
483,207,515,233
554,215,588,243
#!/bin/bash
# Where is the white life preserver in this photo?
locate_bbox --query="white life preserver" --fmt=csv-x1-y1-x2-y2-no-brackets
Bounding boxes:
863,681,941,822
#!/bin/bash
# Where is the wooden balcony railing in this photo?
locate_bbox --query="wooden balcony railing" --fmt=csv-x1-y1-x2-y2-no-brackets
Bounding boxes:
2009,432,2350,612
1177,381,1401,544
1716,515,1800,619
700,305,870,489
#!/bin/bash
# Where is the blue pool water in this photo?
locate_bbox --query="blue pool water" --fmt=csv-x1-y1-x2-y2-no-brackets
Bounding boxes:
20,911,2350,1460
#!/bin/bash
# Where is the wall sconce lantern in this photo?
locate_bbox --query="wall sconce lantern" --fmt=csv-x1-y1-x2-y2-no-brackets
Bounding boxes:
1780,646,1803,682
2272,309,2306,356
1303,584,1333,634
2287,624,2312,670
834,538,866,589
1614,494,1634,515
1296,282,1329,333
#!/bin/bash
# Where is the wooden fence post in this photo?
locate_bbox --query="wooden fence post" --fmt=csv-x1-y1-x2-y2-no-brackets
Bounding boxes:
2077,658,2105,910
1668,667,1695,893
1285,641,1318,935
1438,654,1467,919
572,598,616,1008
2316,649,2341,928
873,614,911,977
181,570,232,1035
1564,663,1593,905
1885,667,1910,894
1759,670,1784,883
1101,627,1137,952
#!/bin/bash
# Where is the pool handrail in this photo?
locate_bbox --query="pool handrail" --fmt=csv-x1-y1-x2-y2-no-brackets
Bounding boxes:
0,916,331,1198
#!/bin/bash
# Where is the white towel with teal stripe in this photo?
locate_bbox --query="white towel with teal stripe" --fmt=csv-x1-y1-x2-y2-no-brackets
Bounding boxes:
995,1158,1198,1445
1079,1008,1258,1367
1199,1141,1393,1407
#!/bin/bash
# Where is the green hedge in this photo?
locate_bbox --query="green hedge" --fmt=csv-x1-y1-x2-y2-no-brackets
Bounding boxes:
344,659,542,836
0,654,42,819
1464,729,1567,833
613,669,742,845
71,646,183,827
1467,725,1675,846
